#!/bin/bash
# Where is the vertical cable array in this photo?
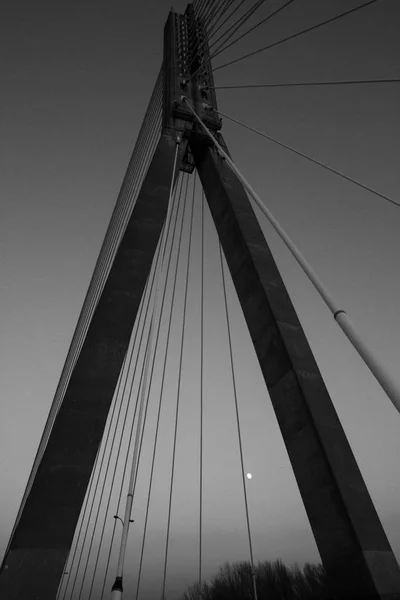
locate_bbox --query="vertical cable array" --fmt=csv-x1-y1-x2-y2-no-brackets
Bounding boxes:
110,138,183,598
58,235,163,600
52,155,262,600
58,167,198,600
134,173,188,600
109,173,187,600
56,443,103,600
219,242,258,600
6,69,165,560
161,172,196,599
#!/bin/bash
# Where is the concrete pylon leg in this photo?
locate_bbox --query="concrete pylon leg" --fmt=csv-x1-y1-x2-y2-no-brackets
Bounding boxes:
0,130,187,600
192,135,400,599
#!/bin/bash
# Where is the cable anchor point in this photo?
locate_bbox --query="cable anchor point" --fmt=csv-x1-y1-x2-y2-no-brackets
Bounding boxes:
111,575,123,598
113,515,134,526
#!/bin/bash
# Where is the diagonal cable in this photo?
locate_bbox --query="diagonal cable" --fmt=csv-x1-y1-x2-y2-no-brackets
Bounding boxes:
192,0,382,77
218,241,258,600
198,183,204,593
134,173,190,600
64,352,131,600
109,134,184,597
66,239,160,600
102,173,186,600
161,171,196,600
57,439,103,600
209,0,267,55
210,106,400,208
211,77,400,90
189,0,267,74
213,0,382,72
66,177,165,598
8,73,163,558
85,229,168,599
212,0,296,59
208,0,248,41
101,166,183,598
182,96,400,412
207,0,237,38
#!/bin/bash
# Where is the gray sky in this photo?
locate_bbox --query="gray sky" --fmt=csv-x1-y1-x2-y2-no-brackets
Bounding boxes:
1,1,400,598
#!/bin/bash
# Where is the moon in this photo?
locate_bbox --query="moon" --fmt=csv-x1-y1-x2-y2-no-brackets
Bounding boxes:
246,473,252,479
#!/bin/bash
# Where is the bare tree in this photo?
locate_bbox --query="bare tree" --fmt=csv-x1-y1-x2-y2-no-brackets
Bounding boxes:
180,559,333,600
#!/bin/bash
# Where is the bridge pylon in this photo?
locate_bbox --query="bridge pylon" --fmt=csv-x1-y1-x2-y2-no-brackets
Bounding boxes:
1,4,400,599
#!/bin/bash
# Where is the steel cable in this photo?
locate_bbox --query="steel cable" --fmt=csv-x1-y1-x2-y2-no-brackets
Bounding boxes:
209,0,267,55
211,78,400,89
65,350,133,600
198,184,204,593
211,0,296,59
208,0,248,41
208,0,237,34
102,173,186,600
65,186,164,598
57,440,103,600
134,172,190,600
189,0,266,75
213,0,382,72
211,106,400,208
78,235,165,600
183,97,400,412
161,171,195,599
218,241,258,600
7,72,164,558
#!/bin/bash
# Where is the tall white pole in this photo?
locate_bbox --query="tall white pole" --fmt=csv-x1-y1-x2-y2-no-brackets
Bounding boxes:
182,96,400,415
111,136,181,599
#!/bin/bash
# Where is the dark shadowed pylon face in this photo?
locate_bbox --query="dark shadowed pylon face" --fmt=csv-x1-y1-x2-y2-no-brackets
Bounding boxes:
0,30,192,595
190,130,400,598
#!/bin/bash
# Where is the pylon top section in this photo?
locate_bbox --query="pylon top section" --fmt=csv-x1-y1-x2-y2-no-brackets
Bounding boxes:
162,3,221,138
